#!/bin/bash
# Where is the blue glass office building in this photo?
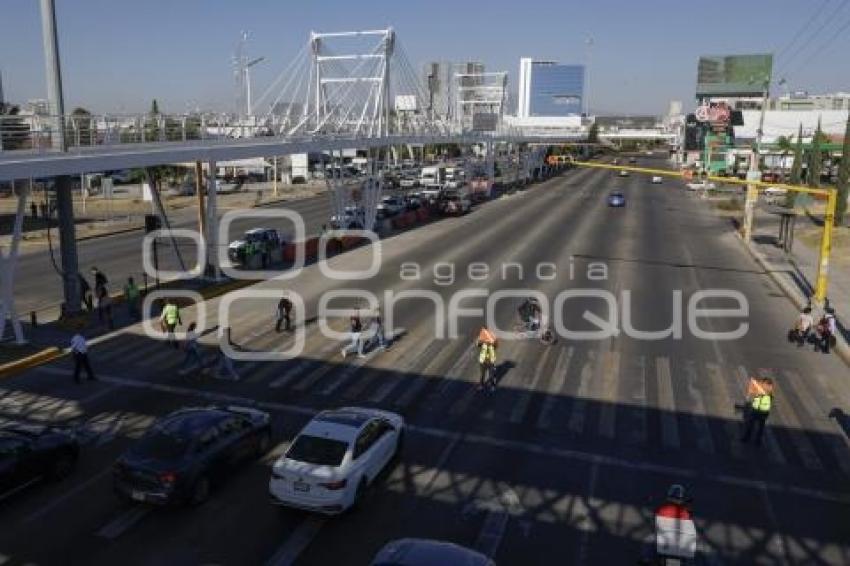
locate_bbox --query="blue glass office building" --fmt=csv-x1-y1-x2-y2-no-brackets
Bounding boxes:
519,60,585,117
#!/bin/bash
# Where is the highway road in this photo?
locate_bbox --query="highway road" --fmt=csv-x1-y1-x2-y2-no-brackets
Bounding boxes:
1,158,849,565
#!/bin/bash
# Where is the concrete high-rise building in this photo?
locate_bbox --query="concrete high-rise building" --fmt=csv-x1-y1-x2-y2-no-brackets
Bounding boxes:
517,58,585,118
423,62,452,121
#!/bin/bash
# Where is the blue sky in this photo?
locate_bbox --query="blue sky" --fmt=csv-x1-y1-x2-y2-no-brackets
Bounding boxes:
1,0,848,115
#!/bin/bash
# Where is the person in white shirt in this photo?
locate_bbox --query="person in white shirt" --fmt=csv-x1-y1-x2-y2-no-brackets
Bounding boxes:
795,307,814,347
70,332,96,383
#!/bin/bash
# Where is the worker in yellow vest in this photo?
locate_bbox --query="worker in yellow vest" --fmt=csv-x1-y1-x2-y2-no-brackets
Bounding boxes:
741,378,773,445
160,299,182,349
476,327,498,390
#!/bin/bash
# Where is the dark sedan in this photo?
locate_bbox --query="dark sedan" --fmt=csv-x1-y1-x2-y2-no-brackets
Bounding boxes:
0,422,79,502
113,406,271,506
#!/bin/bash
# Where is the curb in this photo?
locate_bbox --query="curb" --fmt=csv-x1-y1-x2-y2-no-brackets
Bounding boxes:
735,232,850,368
0,347,63,379
77,225,142,242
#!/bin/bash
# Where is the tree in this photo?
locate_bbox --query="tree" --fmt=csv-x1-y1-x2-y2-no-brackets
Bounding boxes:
808,119,824,188
836,114,850,225
0,102,31,150
145,99,162,142
775,135,793,180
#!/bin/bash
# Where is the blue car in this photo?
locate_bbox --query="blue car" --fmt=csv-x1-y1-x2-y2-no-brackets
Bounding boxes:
607,191,626,207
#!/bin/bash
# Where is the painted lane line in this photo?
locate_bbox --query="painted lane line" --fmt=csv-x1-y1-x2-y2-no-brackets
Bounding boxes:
509,346,554,424
575,461,600,566
33,368,850,506
626,355,648,445
567,351,595,434
655,357,680,450
96,506,151,540
683,360,715,455
23,467,114,524
536,347,573,430
597,350,620,438
264,516,326,566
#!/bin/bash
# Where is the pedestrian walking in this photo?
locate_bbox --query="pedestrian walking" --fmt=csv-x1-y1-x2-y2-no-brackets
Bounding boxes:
741,377,773,445
160,299,182,348
178,322,204,376
96,285,114,329
372,308,386,350
78,273,93,312
275,293,293,332
124,276,141,321
341,310,364,358
91,266,108,296
208,344,240,381
70,332,96,383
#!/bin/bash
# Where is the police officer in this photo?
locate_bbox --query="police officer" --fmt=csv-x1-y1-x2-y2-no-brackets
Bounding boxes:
741,380,773,445
276,292,293,332
160,299,182,348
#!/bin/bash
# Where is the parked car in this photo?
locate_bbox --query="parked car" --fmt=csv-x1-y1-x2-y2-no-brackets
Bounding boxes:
370,539,495,566
763,187,788,205
330,206,365,229
0,422,79,502
228,228,282,264
607,191,626,207
269,407,404,514
439,191,472,215
379,196,404,216
399,175,419,189
113,406,271,506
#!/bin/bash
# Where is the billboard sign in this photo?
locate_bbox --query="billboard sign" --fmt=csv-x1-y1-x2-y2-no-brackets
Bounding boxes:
394,95,418,112
696,54,773,97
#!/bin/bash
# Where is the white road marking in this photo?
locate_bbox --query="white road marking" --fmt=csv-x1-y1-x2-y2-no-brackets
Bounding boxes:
536,347,572,430
567,351,595,434
509,346,554,424
22,467,113,524
96,506,151,539
655,357,680,449
597,351,620,438
704,363,745,460
575,461,600,566
31,369,850,506
683,360,715,454
264,516,326,566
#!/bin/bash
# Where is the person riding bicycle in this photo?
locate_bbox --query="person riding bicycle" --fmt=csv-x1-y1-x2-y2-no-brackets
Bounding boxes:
518,297,542,331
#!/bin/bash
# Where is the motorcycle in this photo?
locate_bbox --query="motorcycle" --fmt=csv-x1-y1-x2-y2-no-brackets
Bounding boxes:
639,485,698,565
513,315,555,345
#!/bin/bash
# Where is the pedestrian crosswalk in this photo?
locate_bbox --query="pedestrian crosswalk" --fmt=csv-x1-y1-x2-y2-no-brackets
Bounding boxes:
58,330,850,479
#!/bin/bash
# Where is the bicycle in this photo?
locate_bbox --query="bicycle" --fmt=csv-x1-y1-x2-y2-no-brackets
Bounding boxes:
513,317,556,345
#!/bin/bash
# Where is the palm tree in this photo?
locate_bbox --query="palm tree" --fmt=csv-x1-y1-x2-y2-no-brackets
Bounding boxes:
775,135,793,182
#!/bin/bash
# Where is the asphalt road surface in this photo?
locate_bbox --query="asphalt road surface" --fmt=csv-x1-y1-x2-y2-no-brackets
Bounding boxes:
2,159,849,565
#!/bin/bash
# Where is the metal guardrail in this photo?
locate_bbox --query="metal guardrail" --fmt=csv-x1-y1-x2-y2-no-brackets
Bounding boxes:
0,112,538,154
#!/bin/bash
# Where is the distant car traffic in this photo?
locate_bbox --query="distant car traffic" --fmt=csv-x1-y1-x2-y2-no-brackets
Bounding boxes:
228,228,282,263
370,538,495,566
439,191,472,215
618,170,630,177
607,191,626,207
330,206,366,229
379,196,405,216
269,407,404,514
651,176,663,184
0,422,78,502
629,157,637,164
113,406,271,505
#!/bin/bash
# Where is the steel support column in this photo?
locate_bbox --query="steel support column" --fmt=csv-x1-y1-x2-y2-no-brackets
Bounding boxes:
0,182,30,343
206,160,221,280
55,175,80,315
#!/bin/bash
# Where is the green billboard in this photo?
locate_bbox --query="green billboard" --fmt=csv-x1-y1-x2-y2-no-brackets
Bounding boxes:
696,54,773,97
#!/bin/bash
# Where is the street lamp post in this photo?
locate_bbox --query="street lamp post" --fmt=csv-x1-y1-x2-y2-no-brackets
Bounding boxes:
742,76,774,242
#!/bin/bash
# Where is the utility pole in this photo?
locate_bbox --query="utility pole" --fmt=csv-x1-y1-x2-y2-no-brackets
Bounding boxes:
742,78,770,242
40,0,81,315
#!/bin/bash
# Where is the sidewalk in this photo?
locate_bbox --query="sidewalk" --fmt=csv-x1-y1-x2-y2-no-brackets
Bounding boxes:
749,205,850,360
